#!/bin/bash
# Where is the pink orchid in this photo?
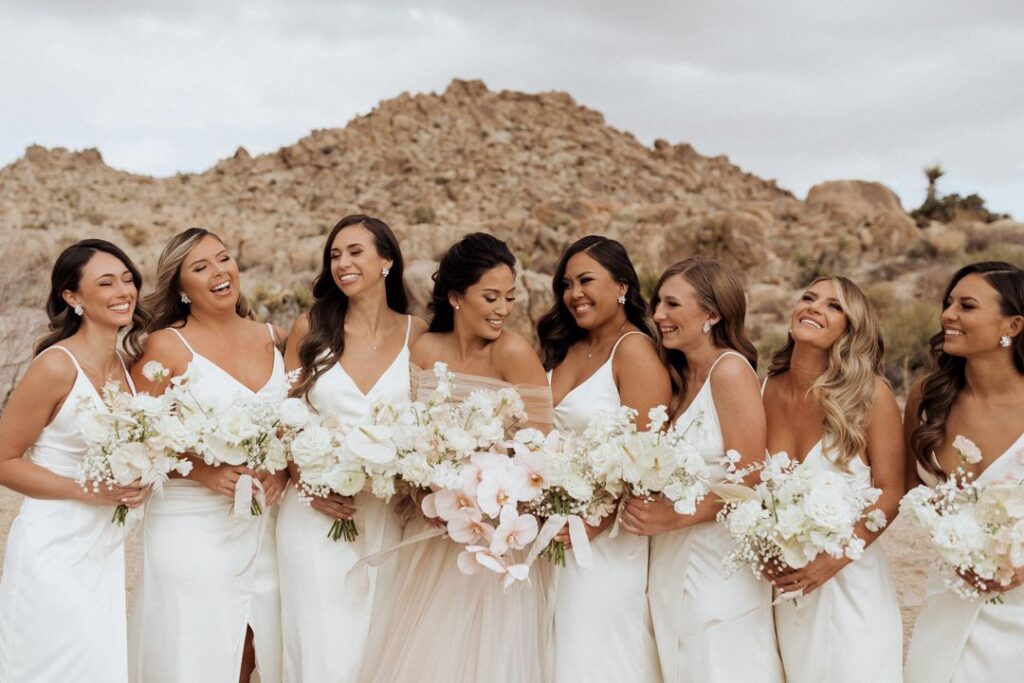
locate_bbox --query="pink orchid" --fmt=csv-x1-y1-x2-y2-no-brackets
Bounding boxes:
447,508,495,545
432,488,478,521
457,545,532,588
510,444,546,502
490,505,539,555
476,471,519,518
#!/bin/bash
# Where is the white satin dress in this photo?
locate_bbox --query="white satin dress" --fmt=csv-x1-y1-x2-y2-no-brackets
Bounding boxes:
648,351,783,682
358,366,555,683
0,346,134,682
773,441,903,683
550,331,661,683
129,324,285,683
276,318,410,683
904,431,1024,683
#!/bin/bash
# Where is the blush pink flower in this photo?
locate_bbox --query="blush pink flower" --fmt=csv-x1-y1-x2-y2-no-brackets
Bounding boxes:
490,505,539,555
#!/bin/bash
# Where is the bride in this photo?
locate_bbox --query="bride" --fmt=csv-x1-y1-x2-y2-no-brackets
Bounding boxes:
359,232,553,683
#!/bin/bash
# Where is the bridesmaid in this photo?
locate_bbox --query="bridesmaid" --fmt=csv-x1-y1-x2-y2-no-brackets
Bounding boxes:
128,228,287,683
0,240,148,682
620,257,783,682
361,232,555,682
762,275,904,682
537,235,671,683
277,215,426,682
904,261,1024,682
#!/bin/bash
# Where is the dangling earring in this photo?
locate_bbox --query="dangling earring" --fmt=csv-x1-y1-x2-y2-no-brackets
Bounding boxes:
702,321,713,334
1001,335,1012,348
617,292,627,305
73,304,84,316
180,292,191,305
381,265,390,278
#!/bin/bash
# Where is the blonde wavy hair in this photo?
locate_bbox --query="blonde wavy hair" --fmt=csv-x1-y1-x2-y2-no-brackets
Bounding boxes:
768,275,885,468
144,227,253,332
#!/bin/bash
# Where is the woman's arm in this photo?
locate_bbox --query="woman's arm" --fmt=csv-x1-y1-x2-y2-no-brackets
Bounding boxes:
612,334,672,430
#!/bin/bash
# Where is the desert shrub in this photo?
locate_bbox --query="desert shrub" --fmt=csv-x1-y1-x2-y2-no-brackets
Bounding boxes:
959,244,1024,269
410,205,436,225
881,300,938,393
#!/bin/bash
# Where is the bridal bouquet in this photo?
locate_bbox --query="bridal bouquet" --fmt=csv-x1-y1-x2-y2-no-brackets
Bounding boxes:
900,435,1024,600
280,397,401,541
713,451,886,585
164,364,291,516
76,361,194,525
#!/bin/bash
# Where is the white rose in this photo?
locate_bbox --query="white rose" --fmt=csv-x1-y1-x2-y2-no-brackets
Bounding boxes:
774,503,807,539
77,411,117,445
215,406,260,445
150,415,195,453
564,475,594,502
397,454,433,487
278,398,312,429
262,438,287,472
326,467,366,497
728,499,767,537
290,426,335,471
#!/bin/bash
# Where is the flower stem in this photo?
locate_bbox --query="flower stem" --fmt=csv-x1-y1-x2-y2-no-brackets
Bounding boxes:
329,519,359,542
111,503,129,526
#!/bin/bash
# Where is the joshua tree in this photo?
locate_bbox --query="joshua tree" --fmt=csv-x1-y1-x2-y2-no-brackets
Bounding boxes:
924,164,945,204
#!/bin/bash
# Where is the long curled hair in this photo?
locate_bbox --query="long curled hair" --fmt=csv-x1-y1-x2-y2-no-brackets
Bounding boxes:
428,233,516,333
911,262,1024,479
293,215,408,403
769,276,885,468
144,228,253,333
537,235,651,371
651,257,757,400
35,239,151,359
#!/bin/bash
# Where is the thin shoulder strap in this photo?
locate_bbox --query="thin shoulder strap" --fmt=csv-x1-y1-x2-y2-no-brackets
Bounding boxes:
266,322,278,345
609,330,648,362
759,374,770,397
403,315,413,348
708,350,757,379
41,345,84,374
167,328,196,356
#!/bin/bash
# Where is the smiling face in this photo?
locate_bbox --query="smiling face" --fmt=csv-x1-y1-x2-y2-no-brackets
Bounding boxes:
941,273,1021,357
330,223,391,299
178,235,240,314
790,279,848,350
450,264,516,341
62,250,137,328
652,274,718,351
561,251,626,331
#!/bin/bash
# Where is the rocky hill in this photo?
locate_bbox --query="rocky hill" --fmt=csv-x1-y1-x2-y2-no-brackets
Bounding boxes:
1,79,1021,396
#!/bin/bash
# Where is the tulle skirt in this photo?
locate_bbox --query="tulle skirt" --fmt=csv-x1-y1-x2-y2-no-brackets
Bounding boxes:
359,515,553,683
775,543,903,683
277,487,402,683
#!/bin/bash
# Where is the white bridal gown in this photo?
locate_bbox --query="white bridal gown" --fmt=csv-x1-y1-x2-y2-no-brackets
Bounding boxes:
128,325,285,683
904,431,1024,683
550,331,661,683
276,317,410,683
773,440,903,683
0,346,134,682
358,366,555,683
648,351,783,682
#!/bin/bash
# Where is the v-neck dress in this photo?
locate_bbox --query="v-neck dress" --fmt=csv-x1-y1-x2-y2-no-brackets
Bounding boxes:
0,346,135,683
128,324,286,683
549,331,661,683
648,351,783,682
771,439,903,683
905,431,1024,683
277,317,411,683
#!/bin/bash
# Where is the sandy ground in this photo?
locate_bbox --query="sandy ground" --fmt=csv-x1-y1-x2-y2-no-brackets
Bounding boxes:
1,486,931,648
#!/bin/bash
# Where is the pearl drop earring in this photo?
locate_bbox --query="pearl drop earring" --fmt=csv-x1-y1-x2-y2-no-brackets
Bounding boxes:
73,304,84,316
1001,335,1012,348
180,292,191,305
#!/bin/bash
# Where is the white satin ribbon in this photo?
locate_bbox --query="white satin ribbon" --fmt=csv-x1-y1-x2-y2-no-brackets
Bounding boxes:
231,473,265,518
345,526,447,592
527,514,594,568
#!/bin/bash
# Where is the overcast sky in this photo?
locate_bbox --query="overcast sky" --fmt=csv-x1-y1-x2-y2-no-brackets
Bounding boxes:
2,0,1022,217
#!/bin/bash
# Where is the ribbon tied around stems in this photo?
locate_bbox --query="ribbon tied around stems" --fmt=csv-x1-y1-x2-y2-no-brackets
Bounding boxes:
527,514,594,569
232,473,266,518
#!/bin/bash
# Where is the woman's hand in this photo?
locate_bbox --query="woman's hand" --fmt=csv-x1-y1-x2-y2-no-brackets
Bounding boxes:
769,553,850,596
960,566,1024,594
620,495,688,536
189,460,256,499
310,492,358,521
78,481,147,508
258,469,289,508
554,513,613,549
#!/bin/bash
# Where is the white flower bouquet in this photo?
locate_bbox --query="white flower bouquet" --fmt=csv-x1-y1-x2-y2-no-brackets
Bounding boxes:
713,452,885,587
900,435,1024,600
280,397,401,541
76,362,194,525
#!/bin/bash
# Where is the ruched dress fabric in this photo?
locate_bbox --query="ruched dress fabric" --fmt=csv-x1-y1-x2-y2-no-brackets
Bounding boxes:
773,440,903,683
0,346,134,682
904,431,1024,683
128,324,286,683
648,351,783,683
549,331,661,683
358,365,554,683
276,318,410,683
